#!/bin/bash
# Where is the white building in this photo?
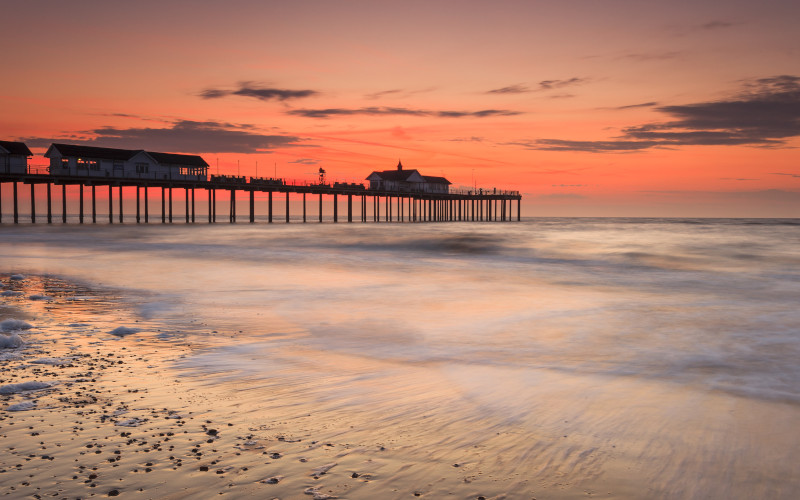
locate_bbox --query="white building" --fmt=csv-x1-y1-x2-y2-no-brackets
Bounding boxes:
44,144,208,181
0,140,33,174
366,161,451,193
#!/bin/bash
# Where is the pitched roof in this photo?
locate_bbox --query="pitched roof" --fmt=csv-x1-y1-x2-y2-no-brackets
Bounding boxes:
0,140,33,156
147,151,209,168
367,169,422,182
367,167,451,184
423,175,451,185
49,143,138,161
47,143,208,167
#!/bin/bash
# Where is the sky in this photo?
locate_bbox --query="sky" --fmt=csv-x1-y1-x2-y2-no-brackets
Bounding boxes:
2,0,799,217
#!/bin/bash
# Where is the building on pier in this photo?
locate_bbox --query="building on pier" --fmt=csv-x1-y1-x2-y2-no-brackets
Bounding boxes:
44,144,208,181
0,140,33,174
366,161,451,194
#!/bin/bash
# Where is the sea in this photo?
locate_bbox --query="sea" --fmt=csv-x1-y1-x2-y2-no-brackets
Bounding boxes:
2,217,799,498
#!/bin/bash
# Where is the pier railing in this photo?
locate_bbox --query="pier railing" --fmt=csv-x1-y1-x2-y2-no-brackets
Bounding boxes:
1,169,522,225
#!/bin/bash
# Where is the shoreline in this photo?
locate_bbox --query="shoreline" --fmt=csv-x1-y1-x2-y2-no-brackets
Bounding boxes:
0,274,540,499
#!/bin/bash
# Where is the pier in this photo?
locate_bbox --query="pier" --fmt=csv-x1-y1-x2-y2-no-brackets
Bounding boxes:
0,171,521,225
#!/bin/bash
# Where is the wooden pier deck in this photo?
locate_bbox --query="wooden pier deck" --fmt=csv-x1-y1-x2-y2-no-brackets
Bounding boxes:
0,172,521,225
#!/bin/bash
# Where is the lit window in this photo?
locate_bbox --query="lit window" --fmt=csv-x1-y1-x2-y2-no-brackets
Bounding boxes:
77,158,99,170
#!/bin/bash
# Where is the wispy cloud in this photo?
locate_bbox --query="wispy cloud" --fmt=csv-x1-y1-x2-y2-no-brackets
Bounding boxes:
363,87,436,100
615,102,659,110
536,78,586,91
288,158,319,165
200,82,318,101
448,136,485,142
517,75,800,152
25,120,304,154
702,20,735,30
287,107,521,119
365,89,404,99
487,84,530,94
771,172,800,178
487,78,586,95
532,139,660,152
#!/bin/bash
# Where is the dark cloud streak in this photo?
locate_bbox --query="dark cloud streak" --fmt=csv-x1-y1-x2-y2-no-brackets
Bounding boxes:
200,82,318,101
487,78,586,95
615,102,659,109
522,75,800,152
487,84,530,94
24,120,304,154
288,107,521,119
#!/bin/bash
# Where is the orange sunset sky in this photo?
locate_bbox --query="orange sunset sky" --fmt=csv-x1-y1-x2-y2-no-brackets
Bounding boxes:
2,0,798,217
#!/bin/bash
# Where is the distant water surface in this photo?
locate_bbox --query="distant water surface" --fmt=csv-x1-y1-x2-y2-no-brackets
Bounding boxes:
2,218,799,498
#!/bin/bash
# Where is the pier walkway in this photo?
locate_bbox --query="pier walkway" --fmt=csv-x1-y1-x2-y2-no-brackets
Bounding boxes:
0,172,521,225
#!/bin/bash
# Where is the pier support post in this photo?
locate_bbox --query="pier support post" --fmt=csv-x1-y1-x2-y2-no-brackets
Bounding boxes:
30,184,35,223
347,194,352,222
333,193,338,223
517,198,521,221
186,188,190,224
318,193,322,223
362,194,366,222
61,185,67,223
80,185,85,224
91,185,96,223
208,189,212,223
285,192,290,223
212,189,216,222
135,186,140,224
161,187,166,223
229,189,235,223
118,186,123,223
268,191,273,223
168,187,173,223
303,193,306,223
376,196,380,222
13,181,19,224
249,190,255,223
47,183,52,224
108,185,113,224
191,188,195,223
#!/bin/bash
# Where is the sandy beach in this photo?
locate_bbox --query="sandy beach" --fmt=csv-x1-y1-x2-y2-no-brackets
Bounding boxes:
1,274,534,500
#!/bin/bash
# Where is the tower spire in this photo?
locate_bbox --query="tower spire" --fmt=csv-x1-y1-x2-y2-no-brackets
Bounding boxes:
397,159,403,171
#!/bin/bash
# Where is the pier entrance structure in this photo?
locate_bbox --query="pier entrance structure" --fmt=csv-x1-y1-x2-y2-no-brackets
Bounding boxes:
0,142,522,224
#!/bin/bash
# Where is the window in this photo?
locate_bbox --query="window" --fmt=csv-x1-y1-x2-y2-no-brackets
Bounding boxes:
61,158,69,169
77,158,100,171
136,163,149,174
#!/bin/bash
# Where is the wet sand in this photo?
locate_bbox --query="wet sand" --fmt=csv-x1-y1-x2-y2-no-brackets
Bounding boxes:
1,275,537,499
3,272,800,499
